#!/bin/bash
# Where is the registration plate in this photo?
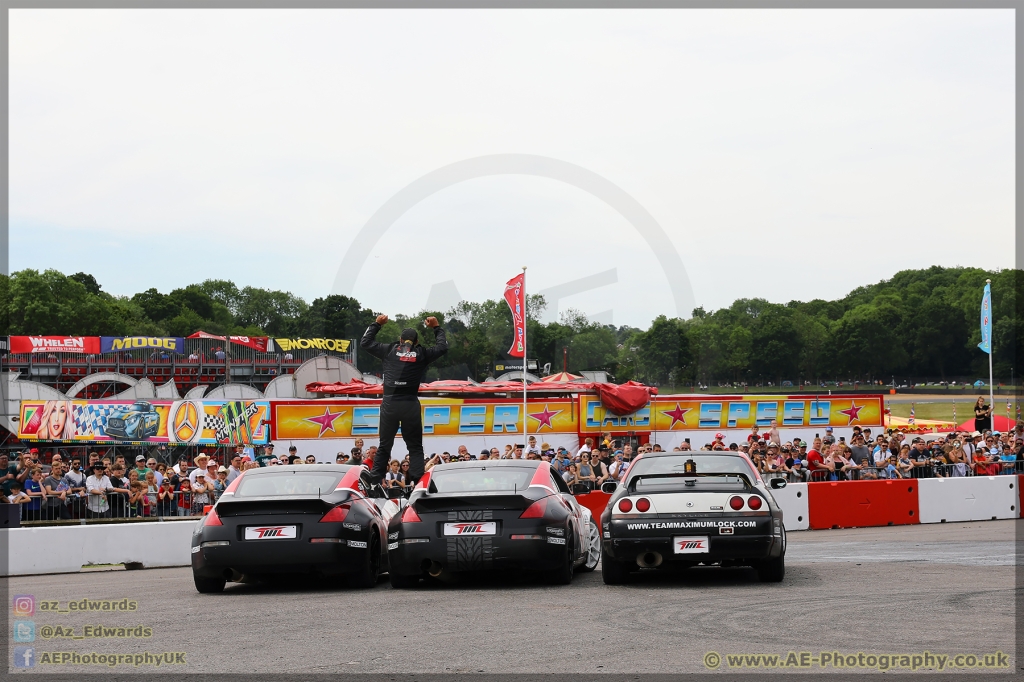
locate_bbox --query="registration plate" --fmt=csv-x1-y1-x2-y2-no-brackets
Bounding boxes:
443,522,497,536
673,536,709,554
244,525,297,540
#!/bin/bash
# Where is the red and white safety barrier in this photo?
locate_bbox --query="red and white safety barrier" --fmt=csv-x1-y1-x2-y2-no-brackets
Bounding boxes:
575,476,1020,533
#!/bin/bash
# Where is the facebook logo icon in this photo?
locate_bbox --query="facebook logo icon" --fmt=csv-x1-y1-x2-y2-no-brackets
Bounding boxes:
13,646,35,668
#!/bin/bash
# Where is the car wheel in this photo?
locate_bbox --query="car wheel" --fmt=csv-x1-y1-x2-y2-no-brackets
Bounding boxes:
577,519,601,573
546,533,574,585
350,532,381,588
601,549,630,585
756,554,785,583
193,574,225,594
389,571,420,589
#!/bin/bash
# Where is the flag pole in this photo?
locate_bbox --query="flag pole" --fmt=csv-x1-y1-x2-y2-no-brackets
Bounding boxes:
522,266,528,441
987,279,994,415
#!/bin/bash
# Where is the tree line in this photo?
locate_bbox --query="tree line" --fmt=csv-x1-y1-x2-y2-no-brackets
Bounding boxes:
0,266,1019,386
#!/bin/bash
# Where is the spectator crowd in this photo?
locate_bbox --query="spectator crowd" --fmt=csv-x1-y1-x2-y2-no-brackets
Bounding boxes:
5,420,1023,522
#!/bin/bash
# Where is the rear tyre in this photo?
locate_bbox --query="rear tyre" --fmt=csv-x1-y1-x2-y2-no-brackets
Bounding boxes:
601,550,630,585
756,554,785,583
389,572,420,588
577,519,601,573
546,534,575,585
350,532,381,588
193,574,225,594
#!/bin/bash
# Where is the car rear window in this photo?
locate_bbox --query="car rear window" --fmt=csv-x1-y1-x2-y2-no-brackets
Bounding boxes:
234,473,344,498
628,455,758,480
430,467,534,493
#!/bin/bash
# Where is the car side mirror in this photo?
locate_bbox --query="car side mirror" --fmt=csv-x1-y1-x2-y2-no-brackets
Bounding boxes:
769,478,787,489
601,481,618,494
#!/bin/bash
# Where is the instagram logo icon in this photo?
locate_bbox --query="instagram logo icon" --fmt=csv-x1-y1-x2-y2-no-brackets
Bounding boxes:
12,595,35,617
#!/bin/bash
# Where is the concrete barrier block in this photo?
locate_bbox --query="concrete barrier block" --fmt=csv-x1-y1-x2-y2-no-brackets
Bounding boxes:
770,482,809,531
917,476,1018,524
2,520,197,577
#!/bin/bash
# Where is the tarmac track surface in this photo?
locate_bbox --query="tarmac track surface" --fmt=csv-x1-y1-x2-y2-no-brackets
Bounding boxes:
5,520,1018,675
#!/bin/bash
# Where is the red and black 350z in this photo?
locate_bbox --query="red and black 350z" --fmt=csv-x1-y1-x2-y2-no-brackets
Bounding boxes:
386,460,601,587
190,465,399,592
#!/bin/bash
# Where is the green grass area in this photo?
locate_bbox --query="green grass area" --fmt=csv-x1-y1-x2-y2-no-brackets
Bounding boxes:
885,401,974,423
886,400,1020,423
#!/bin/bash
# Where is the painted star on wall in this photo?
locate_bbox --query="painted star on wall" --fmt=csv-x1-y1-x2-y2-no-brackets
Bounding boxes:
528,404,562,431
838,401,863,424
304,408,345,437
661,403,691,429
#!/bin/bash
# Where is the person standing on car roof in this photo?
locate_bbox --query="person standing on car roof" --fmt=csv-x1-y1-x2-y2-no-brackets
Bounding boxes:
360,314,448,485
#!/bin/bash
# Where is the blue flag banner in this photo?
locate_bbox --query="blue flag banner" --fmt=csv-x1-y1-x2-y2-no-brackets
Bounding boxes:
100,336,184,354
977,283,992,354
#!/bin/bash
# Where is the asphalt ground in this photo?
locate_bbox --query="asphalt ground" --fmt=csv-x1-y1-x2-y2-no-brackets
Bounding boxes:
5,520,1018,675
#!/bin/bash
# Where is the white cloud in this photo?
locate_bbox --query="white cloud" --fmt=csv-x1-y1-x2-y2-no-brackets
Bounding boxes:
10,8,1014,324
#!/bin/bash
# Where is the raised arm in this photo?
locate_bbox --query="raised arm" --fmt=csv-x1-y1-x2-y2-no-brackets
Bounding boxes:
421,317,448,364
360,315,393,360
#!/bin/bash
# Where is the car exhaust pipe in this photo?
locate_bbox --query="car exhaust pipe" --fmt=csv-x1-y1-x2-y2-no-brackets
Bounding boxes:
636,552,663,568
222,569,244,582
428,561,444,577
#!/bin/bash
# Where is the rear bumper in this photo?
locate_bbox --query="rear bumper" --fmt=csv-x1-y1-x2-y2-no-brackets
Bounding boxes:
603,534,782,563
603,514,784,564
388,519,569,575
192,539,368,577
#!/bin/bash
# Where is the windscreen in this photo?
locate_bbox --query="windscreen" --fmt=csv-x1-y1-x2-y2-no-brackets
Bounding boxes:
234,472,345,498
429,467,534,493
628,455,758,481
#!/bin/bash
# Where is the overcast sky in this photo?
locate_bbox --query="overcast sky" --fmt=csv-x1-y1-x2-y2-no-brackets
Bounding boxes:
10,9,1014,328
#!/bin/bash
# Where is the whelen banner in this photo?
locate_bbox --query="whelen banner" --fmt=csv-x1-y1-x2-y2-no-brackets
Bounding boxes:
271,338,351,353
9,336,101,354
18,399,270,445
100,336,185,353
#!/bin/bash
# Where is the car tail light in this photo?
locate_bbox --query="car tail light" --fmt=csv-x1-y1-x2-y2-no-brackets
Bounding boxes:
729,496,744,511
519,497,549,519
204,508,223,526
617,498,633,513
747,496,763,510
635,498,651,513
319,504,350,523
402,505,422,523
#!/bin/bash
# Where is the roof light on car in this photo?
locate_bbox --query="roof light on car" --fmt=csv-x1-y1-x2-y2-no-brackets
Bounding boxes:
729,496,744,511
635,498,651,513
319,504,350,523
747,496,763,510
617,498,633,513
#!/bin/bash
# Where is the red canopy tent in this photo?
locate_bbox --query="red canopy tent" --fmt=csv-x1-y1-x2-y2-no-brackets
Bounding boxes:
539,372,582,383
956,415,1018,433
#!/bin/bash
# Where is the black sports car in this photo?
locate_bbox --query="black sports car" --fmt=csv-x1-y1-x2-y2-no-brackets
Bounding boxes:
386,460,600,587
104,401,161,441
601,451,787,584
190,465,399,592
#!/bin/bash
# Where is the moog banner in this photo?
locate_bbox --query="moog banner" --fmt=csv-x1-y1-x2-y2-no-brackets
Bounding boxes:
579,394,884,432
272,398,579,439
18,400,270,445
100,336,185,353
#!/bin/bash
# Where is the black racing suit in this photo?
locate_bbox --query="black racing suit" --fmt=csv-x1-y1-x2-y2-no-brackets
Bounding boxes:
360,322,448,484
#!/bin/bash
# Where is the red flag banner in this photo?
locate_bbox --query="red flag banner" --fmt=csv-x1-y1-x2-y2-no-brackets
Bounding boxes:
187,331,269,352
503,274,526,358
